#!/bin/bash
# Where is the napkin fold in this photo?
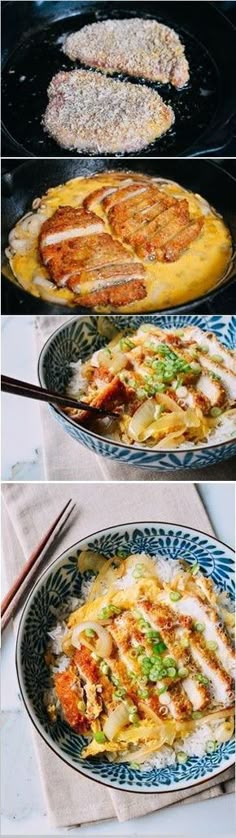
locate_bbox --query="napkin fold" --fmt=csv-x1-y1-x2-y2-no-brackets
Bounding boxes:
35,316,236,481
2,482,234,827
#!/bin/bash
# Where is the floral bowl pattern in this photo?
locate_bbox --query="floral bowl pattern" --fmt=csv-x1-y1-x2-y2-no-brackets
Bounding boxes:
16,521,235,793
38,315,236,470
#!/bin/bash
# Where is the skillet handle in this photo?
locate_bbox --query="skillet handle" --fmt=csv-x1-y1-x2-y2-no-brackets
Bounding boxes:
191,115,236,157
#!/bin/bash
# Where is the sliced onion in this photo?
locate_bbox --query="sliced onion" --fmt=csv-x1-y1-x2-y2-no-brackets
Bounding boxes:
71,621,113,657
103,703,129,741
128,399,156,442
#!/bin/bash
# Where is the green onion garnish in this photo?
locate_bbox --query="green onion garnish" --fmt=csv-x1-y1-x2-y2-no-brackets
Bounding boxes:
178,667,189,678
94,731,107,743
138,688,149,699
194,622,205,632
158,686,167,696
206,740,218,754
167,667,177,679
100,661,109,675
190,561,199,575
163,656,176,668
130,762,140,770
114,687,127,699
195,674,209,685
176,751,188,764
169,591,182,601
206,641,218,651
84,628,96,637
152,641,167,653
191,711,203,720
210,407,223,417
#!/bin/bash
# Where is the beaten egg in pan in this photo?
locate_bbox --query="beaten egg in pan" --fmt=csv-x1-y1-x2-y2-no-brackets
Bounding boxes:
6,171,233,313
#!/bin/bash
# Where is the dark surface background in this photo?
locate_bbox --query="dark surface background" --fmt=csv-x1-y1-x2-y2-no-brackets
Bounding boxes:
2,157,236,315
1,0,236,157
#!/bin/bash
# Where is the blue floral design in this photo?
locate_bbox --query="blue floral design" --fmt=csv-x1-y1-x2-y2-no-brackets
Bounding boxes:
16,523,235,792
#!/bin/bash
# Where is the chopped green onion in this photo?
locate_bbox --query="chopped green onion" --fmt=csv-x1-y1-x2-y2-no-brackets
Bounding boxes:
206,740,218,754
206,641,218,651
190,561,199,575
163,656,176,668
145,630,160,641
178,667,189,678
129,711,139,724
210,407,223,418
99,605,121,619
94,731,107,743
210,372,221,381
180,637,189,648
134,644,145,656
138,688,149,699
149,667,161,682
111,674,120,686
114,687,127,699
100,661,109,675
211,355,223,363
84,628,96,637
116,548,128,557
159,668,167,677
132,563,145,579
152,641,167,653
190,362,201,374
191,711,203,719
119,337,135,351
130,762,140,770
195,673,209,685
194,622,205,632
200,345,209,354
151,654,161,665
169,591,182,601
176,751,188,764
167,667,177,679
158,686,167,695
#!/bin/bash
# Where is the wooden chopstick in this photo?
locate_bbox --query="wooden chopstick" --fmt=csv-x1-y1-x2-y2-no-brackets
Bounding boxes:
1,498,75,631
1,375,118,418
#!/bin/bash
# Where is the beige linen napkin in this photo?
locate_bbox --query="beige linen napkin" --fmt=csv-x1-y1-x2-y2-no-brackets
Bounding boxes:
2,482,234,827
35,316,236,482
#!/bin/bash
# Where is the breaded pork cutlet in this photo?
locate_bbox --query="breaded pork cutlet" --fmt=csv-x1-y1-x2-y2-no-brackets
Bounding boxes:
84,182,204,263
43,69,174,154
63,18,189,89
39,206,146,307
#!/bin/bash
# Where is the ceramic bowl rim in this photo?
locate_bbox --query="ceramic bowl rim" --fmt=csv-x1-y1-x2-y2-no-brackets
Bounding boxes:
16,519,235,794
38,314,236,454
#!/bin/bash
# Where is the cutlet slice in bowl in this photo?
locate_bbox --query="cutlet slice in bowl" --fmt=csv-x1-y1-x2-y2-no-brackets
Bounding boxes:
63,17,189,89
43,69,175,155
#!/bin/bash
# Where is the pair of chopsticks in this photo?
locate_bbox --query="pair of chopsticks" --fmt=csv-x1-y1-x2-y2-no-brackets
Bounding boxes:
1,498,75,632
1,375,118,418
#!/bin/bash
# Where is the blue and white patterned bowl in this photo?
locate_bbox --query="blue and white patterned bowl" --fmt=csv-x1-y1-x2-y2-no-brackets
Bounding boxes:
38,315,236,471
16,521,235,793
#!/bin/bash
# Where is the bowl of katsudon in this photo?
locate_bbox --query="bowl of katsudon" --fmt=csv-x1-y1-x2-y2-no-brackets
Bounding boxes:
38,315,236,471
4,167,235,314
16,521,235,791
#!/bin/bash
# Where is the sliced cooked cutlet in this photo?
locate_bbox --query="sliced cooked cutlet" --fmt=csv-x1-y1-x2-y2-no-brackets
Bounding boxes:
63,18,189,89
180,327,236,374
43,69,174,154
39,206,147,305
64,376,129,424
103,185,204,262
78,279,147,308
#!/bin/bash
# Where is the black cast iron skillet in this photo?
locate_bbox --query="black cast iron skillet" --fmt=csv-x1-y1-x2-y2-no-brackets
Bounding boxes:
2,157,236,315
1,1,236,158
